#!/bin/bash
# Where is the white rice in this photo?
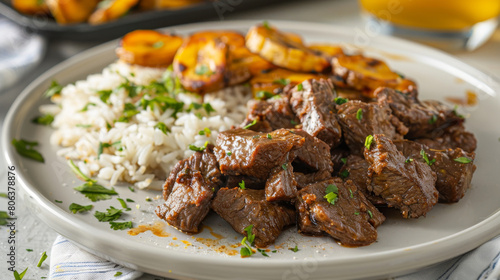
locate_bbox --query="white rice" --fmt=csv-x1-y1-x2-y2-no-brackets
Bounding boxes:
45,61,250,190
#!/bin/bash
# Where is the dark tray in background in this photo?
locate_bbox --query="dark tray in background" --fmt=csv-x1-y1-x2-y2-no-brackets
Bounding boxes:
0,0,290,41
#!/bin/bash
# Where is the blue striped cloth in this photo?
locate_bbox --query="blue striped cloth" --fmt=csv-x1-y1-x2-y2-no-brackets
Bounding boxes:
50,235,500,279
0,16,45,92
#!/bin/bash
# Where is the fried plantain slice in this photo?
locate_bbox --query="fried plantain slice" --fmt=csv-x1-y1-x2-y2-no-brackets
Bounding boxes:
46,0,99,24
173,34,228,93
12,0,49,15
331,54,416,98
250,68,326,99
88,0,139,24
308,44,344,58
245,23,330,73
116,30,183,67
139,0,203,10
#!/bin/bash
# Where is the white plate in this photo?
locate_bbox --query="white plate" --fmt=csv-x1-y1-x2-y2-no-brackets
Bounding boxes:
3,20,500,280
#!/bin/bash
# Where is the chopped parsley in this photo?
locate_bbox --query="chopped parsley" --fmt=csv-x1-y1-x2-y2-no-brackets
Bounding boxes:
356,108,363,120
297,83,303,91
55,200,62,203
32,114,54,126
420,149,436,166
257,248,270,257
37,251,47,267
273,78,290,86
256,90,274,100
69,203,93,214
155,122,171,135
239,180,246,190
128,186,135,192
114,272,123,277
80,102,96,112
240,225,255,257
282,163,288,170
289,245,299,252
11,139,44,162
226,151,232,156
188,141,209,152
354,212,360,215
340,169,349,179
349,189,354,198
43,80,62,98
74,183,118,202
454,157,472,164
109,221,133,230
267,134,272,139
26,249,33,252
98,89,113,104
364,135,374,150
126,198,135,202
13,267,28,280
195,64,212,76
428,114,438,124
367,210,373,218
324,184,338,205
243,119,257,129
341,157,347,164
117,198,129,209
334,97,349,105
198,127,211,137
94,206,122,222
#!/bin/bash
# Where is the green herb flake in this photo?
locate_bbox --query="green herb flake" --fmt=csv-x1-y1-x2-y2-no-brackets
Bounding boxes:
13,267,28,280
273,78,290,86
356,108,363,120
257,248,270,257
0,193,7,198
114,271,123,277
428,114,438,124
203,103,216,114
109,221,133,230
199,127,212,136
11,139,44,162
128,186,135,192
282,163,287,170
37,252,48,267
243,119,258,129
349,189,354,198
240,225,255,257
454,157,472,164
195,64,211,76
76,124,92,128
334,97,349,105
289,245,299,253
340,169,349,179
239,180,246,190
256,90,274,100
367,210,373,218
55,200,62,203
405,158,413,163
420,149,436,166
68,159,95,182
117,198,128,209
98,90,113,104
324,184,339,205
354,212,360,215
155,122,171,135
69,203,93,214
226,151,232,156
32,114,54,126
74,183,118,202
341,157,347,164
26,249,33,252
188,141,208,152
297,83,303,91
240,246,252,257
80,102,96,112
272,250,277,253
145,197,152,202
126,198,135,202
364,135,374,150
290,120,298,125
94,206,122,222
44,80,62,98
267,134,272,139
262,20,271,30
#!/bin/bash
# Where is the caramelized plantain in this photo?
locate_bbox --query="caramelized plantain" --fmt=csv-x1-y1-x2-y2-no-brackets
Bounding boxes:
173,34,228,93
250,68,326,99
88,0,139,24
308,44,344,58
245,23,330,73
331,54,416,98
46,0,99,24
116,30,183,67
12,0,49,15
139,0,202,10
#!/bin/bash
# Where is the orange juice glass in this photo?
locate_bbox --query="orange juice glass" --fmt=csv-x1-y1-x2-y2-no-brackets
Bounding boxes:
359,0,500,50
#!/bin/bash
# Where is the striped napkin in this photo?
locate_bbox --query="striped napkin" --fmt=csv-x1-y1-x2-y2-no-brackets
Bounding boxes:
0,16,45,92
50,234,500,279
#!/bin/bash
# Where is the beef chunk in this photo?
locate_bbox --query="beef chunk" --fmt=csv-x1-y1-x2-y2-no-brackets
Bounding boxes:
331,143,351,172
214,128,305,180
337,100,407,154
291,129,333,173
290,79,342,148
414,123,477,153
294,170,332,189
393,139,476,203
376,87,463,139
364,134,438,218
224,175,265,189
340,155,385,205
296,178,385,246
156,149,222,233
265,162,297,201
211,188,295,247
241,95,299,133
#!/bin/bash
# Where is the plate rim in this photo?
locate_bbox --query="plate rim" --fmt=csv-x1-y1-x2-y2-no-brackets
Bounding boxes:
3,19,500,279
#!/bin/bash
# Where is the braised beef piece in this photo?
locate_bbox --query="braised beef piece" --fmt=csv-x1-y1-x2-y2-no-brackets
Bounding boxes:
211,188,295,247
265,162,297,202
364,134,438,218
337,100,408,154
339,155,386,205
331,143,351,172
291,129,333,173
156,147,222,233
214,128,305,180
296,178,385,246
376,87,463,139
224,175,265,189
241,94,299,133
290,79,342,148
294,170,332,189
393,140,476,203
414,123,477,153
